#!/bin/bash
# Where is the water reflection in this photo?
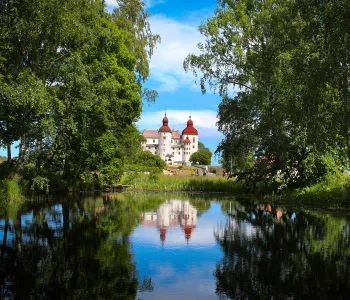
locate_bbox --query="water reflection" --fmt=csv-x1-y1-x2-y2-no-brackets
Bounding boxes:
142,200,197,245
216,202,350,299
0,194,350,299
0,194,165,299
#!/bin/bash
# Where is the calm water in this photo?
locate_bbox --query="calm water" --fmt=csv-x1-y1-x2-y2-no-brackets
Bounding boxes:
1,193,350,299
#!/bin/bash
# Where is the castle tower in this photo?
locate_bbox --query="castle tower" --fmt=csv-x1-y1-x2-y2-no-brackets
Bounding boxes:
158,113,172,162
182,136,191,163
182,116,198,163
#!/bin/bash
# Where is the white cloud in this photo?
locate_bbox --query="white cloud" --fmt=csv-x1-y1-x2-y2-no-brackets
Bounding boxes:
137,109,218,130
105,0,164,12
144,0,164,8
149,15,205,92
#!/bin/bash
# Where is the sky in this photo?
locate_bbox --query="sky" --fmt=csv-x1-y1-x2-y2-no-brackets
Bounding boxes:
1,0,225,165
133,0,224,165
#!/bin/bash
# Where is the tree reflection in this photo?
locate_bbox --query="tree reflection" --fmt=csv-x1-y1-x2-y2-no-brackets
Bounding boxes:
0,193,165,299
215,202,350,299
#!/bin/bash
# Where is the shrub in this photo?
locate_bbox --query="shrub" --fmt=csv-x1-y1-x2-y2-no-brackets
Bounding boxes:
30,176,50,193
0,178,22,202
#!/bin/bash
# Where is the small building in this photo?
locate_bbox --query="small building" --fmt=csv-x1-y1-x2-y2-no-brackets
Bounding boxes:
141,114,199,165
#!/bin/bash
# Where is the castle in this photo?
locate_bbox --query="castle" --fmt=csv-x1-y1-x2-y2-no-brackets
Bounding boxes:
142,200,197,245
141,114,199,165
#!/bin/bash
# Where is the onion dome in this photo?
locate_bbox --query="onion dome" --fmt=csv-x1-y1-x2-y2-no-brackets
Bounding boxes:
160,227,167,244
183,136,191,143
184,226,194,241
159,113,172,132
182,115,198,135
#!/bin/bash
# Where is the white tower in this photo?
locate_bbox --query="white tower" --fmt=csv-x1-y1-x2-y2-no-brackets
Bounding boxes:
158,113,172,163
182,115,199,163
182,136,191,163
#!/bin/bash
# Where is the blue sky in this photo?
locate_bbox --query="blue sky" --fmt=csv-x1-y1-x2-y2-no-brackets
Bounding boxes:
1,0,225,165
134,0,224,165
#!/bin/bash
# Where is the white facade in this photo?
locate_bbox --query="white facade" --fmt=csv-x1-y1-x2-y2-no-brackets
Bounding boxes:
141,200,197,244
141,114,199,165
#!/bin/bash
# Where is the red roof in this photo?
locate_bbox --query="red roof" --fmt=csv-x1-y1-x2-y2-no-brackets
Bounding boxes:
159,114,171,132
160,227,167,243
171,130,181,139
142,130,158,138
183,136,191,143
182,116,198,135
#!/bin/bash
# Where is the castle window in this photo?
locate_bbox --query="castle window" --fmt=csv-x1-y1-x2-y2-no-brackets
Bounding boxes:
178,152,180,155
153,139,155,143
172,152,174,155
193,137,195,143
192,145,195,148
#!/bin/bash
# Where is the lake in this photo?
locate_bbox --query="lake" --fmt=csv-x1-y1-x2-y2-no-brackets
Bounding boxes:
1,192,350,299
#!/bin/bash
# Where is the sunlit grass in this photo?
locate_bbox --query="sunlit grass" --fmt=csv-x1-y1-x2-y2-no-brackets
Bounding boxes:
120,173,242,193
294,171,350,207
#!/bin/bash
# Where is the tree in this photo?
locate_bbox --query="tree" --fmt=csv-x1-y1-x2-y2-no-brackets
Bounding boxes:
0,0,159,190
198,141,205,149
184,0,348,190
190,148,212,165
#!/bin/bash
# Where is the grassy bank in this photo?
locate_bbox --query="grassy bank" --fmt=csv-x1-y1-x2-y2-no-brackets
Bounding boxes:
120,173,242,193
291,171,350,207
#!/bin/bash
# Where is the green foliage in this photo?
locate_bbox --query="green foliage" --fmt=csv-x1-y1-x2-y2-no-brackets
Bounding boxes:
120,173,242,193
0,0,158,191
190,149,212,165
135,151,167,170
0,178,22,202
124,151,166,174
198,141,205,149
295,168,350,205
210,168,217,174
185,0,350,193
30,176,50,193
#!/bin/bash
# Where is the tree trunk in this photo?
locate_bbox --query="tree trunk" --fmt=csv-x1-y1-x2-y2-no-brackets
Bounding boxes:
7,143,11,163
19,135,26,163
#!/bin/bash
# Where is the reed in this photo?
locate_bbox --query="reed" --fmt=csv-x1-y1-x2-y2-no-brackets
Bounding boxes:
0,178,23,202
120,173,242,193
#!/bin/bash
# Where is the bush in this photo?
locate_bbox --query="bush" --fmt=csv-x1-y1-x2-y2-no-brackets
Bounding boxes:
0,178,22,202
189,149,212,165
30,176,50,193
149,172,160,182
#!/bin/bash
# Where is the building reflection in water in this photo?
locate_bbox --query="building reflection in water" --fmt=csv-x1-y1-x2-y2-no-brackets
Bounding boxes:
142,200,197,245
